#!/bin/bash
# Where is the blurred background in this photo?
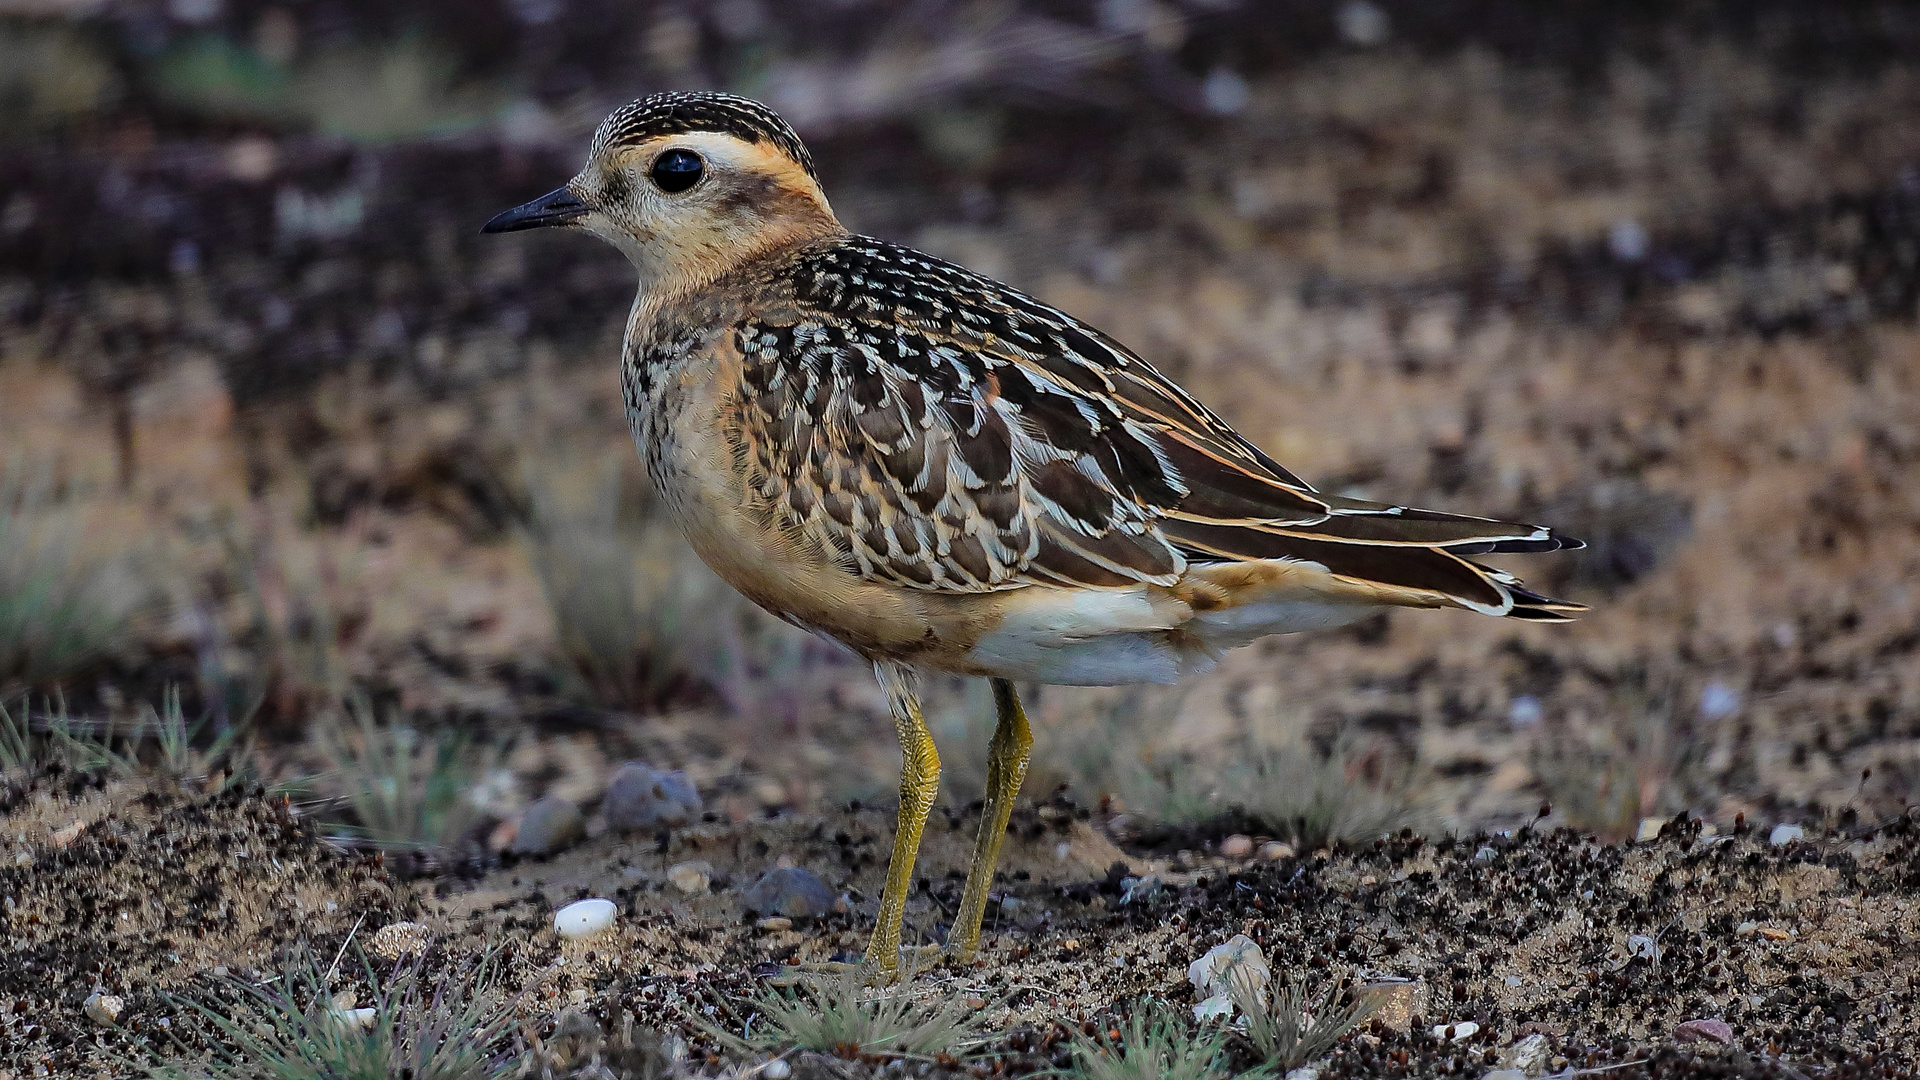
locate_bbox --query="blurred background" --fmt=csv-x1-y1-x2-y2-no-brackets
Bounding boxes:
3,0,1919,851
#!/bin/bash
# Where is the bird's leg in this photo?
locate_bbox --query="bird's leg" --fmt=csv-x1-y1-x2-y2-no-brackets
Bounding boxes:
947,677,1033,959
864,662,941,981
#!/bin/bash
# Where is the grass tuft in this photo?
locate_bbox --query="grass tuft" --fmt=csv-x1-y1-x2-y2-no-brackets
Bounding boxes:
1211,744,1427,852
1234,973,1383,1070
1066,999,1252,1080
0,698,30,773
146,950,518,1080
314,698,485,853
700,967,994,1062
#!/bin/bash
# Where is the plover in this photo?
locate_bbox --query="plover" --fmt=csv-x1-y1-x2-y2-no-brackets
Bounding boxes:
484,91,1582,979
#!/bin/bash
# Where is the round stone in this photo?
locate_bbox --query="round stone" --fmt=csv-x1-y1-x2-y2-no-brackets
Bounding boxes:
741,866,835,919
554,898,618,939
667,860,713,894
513,796,586,855
605,762,703,831
84,993,123,1026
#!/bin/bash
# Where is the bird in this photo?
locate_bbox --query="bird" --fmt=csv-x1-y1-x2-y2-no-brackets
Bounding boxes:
484,91,1583,980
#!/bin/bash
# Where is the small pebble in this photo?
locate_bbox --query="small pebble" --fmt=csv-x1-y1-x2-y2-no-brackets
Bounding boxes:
1735,921,1759,936
1259,841,1295,861
761,1059,791,1080
1505,1032,1551,1074
1219,834,1253,858
1768,823,1804,846
83,993,123,1026
667,860,713,894
554,898,618,939
513,796,585,855
742,866,835,918
1674,1018,1734,1045
1432,1020,1479,1042
604,762,703,831
755,916,793,932
367,921,429,961
329,1007,378,1030
1635,818,1663,842
1626,934,1660,960
1283,1067,1320,1080
1758,926,1791,940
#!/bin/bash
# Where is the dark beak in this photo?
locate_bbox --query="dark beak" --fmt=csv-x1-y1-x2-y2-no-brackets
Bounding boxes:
481,187,588,233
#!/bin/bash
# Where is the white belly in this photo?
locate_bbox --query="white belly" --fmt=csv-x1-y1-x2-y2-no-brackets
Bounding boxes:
959,568,1380,686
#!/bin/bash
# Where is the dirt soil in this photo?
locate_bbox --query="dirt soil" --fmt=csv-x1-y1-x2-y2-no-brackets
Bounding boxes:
3,774,1915,1078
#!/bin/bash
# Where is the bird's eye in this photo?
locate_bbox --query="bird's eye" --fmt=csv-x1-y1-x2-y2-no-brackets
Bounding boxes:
650,150,704,193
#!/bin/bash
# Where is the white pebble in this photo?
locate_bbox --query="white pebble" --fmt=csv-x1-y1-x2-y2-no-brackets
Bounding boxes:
84,993,123,1026
667,860,712,894
761,1059,792,1080
328,1007,378,1030
1432,1020,1479,1042
1769,823,1805,846
554,898,618,939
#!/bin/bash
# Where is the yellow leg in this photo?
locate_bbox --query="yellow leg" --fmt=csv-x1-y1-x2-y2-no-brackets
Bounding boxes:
865,663,940,980
947,678,1033,958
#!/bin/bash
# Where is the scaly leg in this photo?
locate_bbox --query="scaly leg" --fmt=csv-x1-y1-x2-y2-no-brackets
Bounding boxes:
947,677,1033,959
864,662,941,981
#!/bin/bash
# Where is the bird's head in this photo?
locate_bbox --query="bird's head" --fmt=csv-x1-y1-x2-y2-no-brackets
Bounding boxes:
483,92,839,296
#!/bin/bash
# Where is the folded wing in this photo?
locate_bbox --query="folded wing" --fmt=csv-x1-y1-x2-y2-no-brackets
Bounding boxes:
735,237,1583,620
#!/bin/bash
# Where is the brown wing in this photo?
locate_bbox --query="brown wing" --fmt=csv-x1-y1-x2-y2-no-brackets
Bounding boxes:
733,238,1582,616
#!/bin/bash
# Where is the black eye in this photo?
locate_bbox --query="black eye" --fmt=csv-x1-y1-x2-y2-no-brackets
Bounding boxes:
650,149,704,193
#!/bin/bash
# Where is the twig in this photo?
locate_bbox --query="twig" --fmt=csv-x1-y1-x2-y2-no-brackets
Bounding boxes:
322,912,368,986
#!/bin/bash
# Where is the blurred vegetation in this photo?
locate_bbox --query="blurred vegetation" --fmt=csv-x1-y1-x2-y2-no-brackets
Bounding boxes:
155,32,501,142
516,454,814,715
1045,690,1429,849
0,460,151,696
0,20,121,133
314,698,489,854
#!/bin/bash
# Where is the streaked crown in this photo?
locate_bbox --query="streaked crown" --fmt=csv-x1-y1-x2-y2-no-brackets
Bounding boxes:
590,92,816,180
